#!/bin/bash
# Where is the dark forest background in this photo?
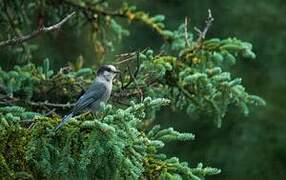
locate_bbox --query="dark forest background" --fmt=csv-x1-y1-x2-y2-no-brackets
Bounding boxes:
1,0,286,179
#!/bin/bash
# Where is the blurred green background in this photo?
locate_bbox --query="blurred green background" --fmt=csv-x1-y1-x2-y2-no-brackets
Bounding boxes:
147,1,286,180
1,0,286,179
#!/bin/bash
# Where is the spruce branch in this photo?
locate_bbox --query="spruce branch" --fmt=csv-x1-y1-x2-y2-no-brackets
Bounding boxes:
0,12,75,48
0,3,265,179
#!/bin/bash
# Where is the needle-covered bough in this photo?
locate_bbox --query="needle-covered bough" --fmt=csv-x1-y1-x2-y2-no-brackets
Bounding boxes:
0,2,265,179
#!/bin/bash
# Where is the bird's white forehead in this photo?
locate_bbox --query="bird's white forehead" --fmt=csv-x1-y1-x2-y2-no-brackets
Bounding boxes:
106,65,117,71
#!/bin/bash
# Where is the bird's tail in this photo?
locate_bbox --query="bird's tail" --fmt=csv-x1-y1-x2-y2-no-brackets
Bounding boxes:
55,113,73,131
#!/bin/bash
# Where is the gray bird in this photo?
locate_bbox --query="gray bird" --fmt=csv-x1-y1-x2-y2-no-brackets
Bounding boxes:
55,65,120,130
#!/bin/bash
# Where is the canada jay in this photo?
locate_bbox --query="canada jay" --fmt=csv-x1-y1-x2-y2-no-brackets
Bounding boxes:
55,65,120,130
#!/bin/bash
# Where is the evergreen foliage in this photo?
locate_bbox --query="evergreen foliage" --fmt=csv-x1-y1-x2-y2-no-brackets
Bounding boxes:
0,97,220,179
0,1,265,179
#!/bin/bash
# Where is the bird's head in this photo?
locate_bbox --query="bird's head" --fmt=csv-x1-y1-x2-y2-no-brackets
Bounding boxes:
96,65,120,82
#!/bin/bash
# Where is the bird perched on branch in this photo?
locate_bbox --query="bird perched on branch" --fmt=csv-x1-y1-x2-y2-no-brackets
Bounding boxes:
55,65,120,130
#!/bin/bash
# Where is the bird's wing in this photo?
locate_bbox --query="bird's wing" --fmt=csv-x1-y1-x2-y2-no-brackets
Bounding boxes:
72,81,106,114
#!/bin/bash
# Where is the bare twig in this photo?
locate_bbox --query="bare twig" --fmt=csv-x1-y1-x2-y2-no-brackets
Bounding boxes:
44,108,56,116
112,100,130,107
116,51,137,59
26,100,75,108
116,48,146,90
184,17,191,48
28,122,35,129
134,50,142,79
0,95,75,109
0,12,75,48
115,54,137,65
115,47,148,65
112,89,142,98
114,50,145,104
194,9,214,44
119,73,125,90
129,68,144,102
122,65,135,90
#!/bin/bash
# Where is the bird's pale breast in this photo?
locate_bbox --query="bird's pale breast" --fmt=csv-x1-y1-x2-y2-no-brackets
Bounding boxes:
90,82,111,112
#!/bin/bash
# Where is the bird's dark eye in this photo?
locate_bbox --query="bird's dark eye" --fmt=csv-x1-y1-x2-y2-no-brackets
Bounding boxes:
106,68,112,72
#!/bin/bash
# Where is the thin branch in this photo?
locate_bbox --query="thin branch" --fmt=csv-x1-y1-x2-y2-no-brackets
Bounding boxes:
115,47,148,65
26,100,75,108
194,9,214,44
0,12,75,48
122,65,135,89
134,50,141,79
0,95,75,109
129,67,144,102
115,54,137,65
115,48,147,90
184,17,191,48
112,89,142,98
44,108,56,116
119,73,125,90
116,51,137,59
